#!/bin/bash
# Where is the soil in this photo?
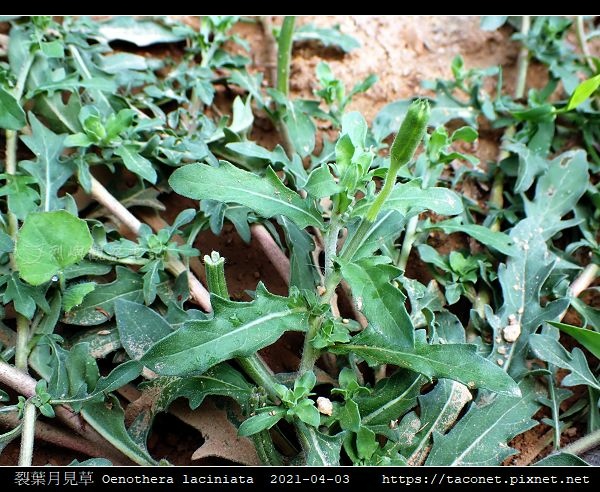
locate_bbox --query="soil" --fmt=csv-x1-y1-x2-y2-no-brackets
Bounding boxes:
1,15,595,467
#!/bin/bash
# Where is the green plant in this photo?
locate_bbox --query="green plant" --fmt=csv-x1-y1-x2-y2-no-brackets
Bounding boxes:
0,15,599,467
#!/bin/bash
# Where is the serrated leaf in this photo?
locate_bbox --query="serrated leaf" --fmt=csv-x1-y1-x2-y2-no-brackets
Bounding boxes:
63,282,96,312
15,210,93,286
333,332,519,396
82,395,157,465
140,258,161,305
114,145,157,184
426,218,518,256
425,380,540,465
353,180,463,218
115,299,172,360
0,86,26,130
139,364,252,414
504,141,548,194
409,379,472,463
296,422,345,466
524,150,588,237
64,266,145,326
304,164,342,198
170,161,322,229
47,341,100,404
529,334,600,390
3,273,50,318
342,210,406,261
279,217,319,291
341,257,414,349
294,399,321,427
19,114,74,212
495,219,570,377
549,321,600,359
357,372,423,427
141,284,309,376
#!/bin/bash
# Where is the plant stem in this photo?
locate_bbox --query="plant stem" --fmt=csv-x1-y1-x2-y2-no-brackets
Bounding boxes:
514,16,531,100
90,176,143,234
0,360,128,463
560,428,600,456
491,15,531,232
3,52,37,466
365,174,396,223
323,218,342,279
237,357,281,402
298,316,322,374
575,16,595,72
251,224,290,284
568,263,599,299
556,262,600,322
277,17,295,97
204,251,229,298
17,401,36,466
0,410,128,463
252,430,283,465
339,218,373,264
397,215,419,271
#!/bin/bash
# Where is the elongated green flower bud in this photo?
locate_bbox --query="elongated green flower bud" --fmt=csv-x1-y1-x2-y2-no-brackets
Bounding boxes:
389,98,430,174
365,99,430,222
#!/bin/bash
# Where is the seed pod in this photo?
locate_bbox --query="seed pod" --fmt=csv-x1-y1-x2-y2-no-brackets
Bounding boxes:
389,98,430,175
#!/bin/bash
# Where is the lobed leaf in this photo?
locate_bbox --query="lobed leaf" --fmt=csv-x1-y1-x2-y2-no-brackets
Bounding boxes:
170,161,323,229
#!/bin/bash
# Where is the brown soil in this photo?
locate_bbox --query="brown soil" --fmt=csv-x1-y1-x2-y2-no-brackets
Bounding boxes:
1,15,593,467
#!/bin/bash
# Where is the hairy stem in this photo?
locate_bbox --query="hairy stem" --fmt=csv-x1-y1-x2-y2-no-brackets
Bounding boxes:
299,316,323,375
237,357,281,403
